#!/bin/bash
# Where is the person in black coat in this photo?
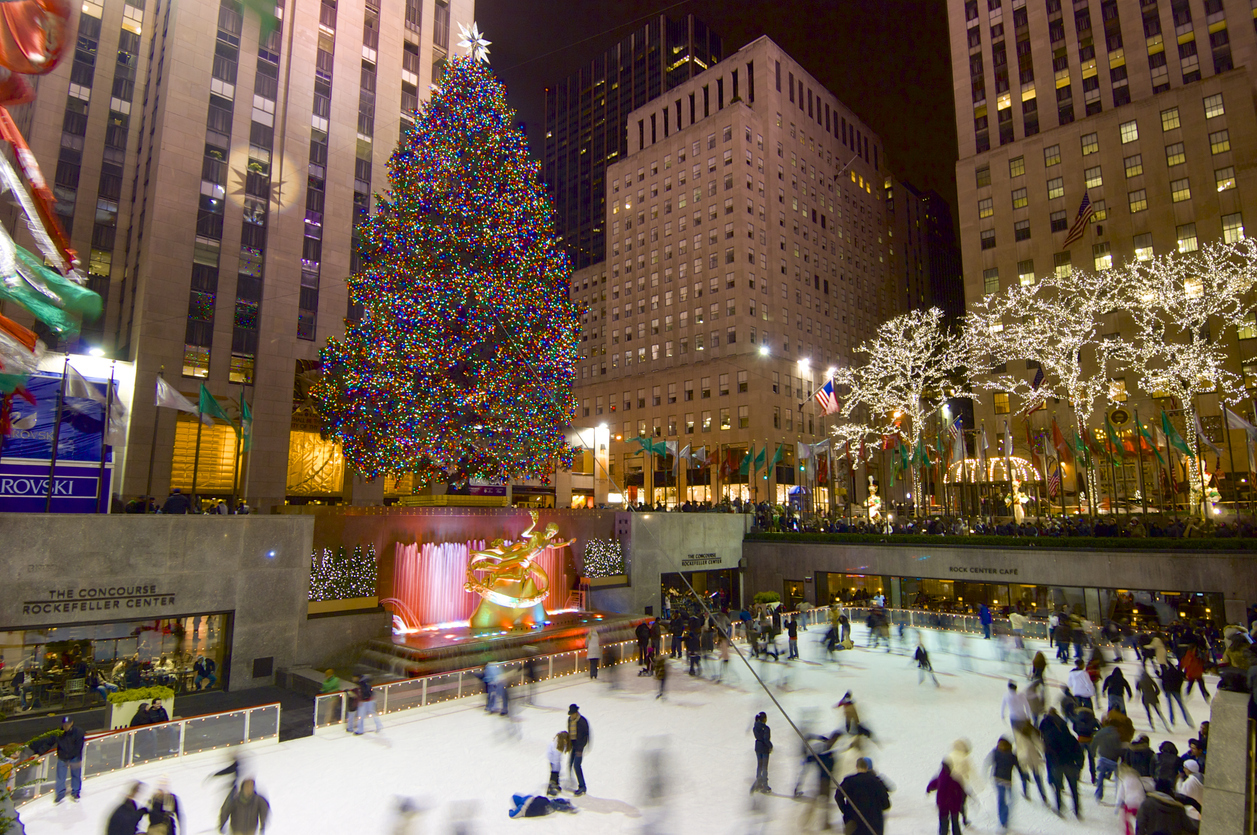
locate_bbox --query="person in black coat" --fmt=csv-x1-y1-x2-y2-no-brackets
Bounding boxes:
1039,708,1083,818
634,621,650,667
837,756,892,835
1154,741,1180,794
129,703,151,728
1102,667,1133,714
751,711,773,794
1123,734,1155,777
566,704,590,796
53,716,86,804
160,488,190,514
105,782,148,835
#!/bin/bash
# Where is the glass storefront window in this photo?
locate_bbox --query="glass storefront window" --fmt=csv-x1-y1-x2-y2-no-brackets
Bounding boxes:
0,614,230,720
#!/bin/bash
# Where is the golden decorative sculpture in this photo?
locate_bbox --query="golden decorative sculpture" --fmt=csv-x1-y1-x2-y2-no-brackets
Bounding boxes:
464,510,572,629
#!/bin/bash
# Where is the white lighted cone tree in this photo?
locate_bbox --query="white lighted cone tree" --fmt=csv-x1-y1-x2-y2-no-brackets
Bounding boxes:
965,266,1123,511
1113,239,1257,516
831,307,968,516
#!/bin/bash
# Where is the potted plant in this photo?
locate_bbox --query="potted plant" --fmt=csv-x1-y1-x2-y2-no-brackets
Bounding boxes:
106,686,175,730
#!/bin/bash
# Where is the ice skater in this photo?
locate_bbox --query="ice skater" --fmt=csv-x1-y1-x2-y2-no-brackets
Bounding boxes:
566,705,589,796
1158,661,1192,727
786,615,799,660
354,674,382,734
1137,667,1168,731
218,778,270,835
750,712,773,794
586,629,601,680
915,642,940,687
987,737,1018,832
546,731,570,796
926,761,966,835
653,651,668,699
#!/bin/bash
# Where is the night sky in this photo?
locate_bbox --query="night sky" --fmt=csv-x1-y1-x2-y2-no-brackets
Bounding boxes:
477,0,959,227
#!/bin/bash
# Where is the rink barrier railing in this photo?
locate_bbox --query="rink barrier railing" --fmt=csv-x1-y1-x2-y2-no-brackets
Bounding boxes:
6,702,281,808
727,606,1051,643
315,641,644,729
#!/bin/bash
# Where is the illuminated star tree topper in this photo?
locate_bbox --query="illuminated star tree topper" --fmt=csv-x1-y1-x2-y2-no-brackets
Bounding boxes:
314,56,579,488
457,21,491,63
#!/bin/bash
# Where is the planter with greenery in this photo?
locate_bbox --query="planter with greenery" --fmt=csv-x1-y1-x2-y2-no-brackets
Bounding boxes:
107,686,175,730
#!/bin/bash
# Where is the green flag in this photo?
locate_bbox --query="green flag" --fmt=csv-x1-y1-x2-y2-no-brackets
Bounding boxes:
740,443,755,476
1137,421,1167,468
912,436,929,470
1104,418,1124,461
899,439,912,473
765,444,779,469
1161,411,1192,456
198,384,232,428
241,0,279,39
240,391,253,452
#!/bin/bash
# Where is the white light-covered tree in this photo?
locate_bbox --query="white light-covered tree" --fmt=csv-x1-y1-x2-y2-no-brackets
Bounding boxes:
1113,239,1257,515
831,307,967,516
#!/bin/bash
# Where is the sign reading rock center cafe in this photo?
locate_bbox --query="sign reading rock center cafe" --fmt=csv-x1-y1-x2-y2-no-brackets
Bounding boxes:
23,584,176,617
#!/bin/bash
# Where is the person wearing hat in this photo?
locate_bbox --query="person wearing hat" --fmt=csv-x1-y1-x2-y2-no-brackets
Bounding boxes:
566,705,590,796
319,670,341,693
53,716,85,804
837,756,891,835
1177,759,1203,819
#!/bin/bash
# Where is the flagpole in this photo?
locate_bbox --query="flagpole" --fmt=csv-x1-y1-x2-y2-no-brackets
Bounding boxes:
1190,405,1208,522
191,412,204,513
1223,407,1239,519
96,360,116,513
44,356,70,512
146,367,164,498
232,393,243,512
1133,410,1148,518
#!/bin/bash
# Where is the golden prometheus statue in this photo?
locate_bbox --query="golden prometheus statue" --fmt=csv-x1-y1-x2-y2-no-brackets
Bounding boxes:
464,510,573,629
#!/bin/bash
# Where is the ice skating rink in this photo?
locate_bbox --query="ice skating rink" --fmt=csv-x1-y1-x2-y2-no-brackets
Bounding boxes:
17,628,1208,834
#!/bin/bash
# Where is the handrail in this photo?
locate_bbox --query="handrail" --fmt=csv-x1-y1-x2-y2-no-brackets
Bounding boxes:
4,702,282,808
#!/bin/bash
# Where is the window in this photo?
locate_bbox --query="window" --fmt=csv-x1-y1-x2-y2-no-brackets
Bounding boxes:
975,166,991,188
1176,223,1198,253
1119,120,1139,143
1017,260,1035,286
719,408,731,430
1053,252,1071,279
685,413,695,434
1084,166,1103,188
1014,219,1031,241
983,267,1000,294
1222,213,1245,243
994,392,1011,414
1050,210,1068,232
1209,129,1230,154
738,405,750,429
737,370,748,393
1043,144,1061,166
701,410,712,432
1080,132,1099,154
1160,107,1180,131
1009,156,1025,177
1203,93,1224,119
1216,166,1236,192
1109,378,1128,402
1011,187,1028,208
981,229,996,250
1134,233,1154,261
1170,178,1191,202
1239,312,1257,341
1128,189,1147,212
1047,177,1064,199
1165,143,1185,166
1093,242,1112,271
978,197,994,218
1124,154,1143,178
718,373,730,396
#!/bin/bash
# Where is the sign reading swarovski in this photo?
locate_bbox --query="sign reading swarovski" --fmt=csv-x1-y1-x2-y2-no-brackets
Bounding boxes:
22,584,176,616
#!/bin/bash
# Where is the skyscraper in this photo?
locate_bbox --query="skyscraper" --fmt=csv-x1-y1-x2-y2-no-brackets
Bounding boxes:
567,36,899,508
543,14,721,271
3,0,475,509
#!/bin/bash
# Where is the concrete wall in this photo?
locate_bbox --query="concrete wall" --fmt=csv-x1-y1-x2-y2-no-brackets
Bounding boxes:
1199,691,1250,835
588,512,749,616
744,539,1257,620
0,514,385,690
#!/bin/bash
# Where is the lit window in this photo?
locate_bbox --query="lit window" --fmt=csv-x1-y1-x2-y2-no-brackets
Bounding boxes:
1043,144,1061,166
1238,311,1257,341
1124,154,1143,177
978,197,994,218
1222,212,1245,243
1109,379,1128,402
994,392,1011,414
1081,132,1099,155
1009,156,1025,177
1047,176,1064,199
1170,178,1191,202
976,165,991,187
1011,187,1028,208
1134,233,1154,261
1091,200,1106,221
1209,129,1230,155
1185,277,1203,298
1128,189,1148,212
1093,242,1112,271
1203,93,1224,119
1176,222,1198,253
983,267,1000,294
182,345,209,378
1165,142,1185,166
1216,166,1236,192
1084,166,1103,188
1017,260,1035,286
1119,120,1139,143
1053,252,1071,279
1160,107,1181,131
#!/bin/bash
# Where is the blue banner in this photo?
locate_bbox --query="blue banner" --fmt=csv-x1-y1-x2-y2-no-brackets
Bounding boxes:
2,371,113,463
0,460,113,513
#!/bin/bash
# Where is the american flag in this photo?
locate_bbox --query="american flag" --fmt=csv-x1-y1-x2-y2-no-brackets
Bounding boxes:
947,416,964,466
1046,460,1060,496
1062,191,1094,248
814,379,839,415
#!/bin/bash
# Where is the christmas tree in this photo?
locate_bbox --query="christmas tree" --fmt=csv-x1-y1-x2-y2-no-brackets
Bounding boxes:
315,44,579,487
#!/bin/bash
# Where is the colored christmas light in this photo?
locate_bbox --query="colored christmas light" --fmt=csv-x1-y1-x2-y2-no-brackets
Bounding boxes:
314,56,579,487
582,537,626,578
309,544,378,601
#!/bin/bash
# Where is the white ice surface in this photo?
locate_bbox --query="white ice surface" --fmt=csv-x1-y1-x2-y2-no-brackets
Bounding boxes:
17,627,1210,834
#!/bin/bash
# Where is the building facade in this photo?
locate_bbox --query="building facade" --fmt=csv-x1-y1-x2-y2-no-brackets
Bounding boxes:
3,0,474,510
947,0,1257,495
568,37,899,508
543,15,721,272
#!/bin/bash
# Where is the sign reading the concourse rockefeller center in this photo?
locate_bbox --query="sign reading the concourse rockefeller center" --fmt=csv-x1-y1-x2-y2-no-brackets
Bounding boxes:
22,584,176,618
